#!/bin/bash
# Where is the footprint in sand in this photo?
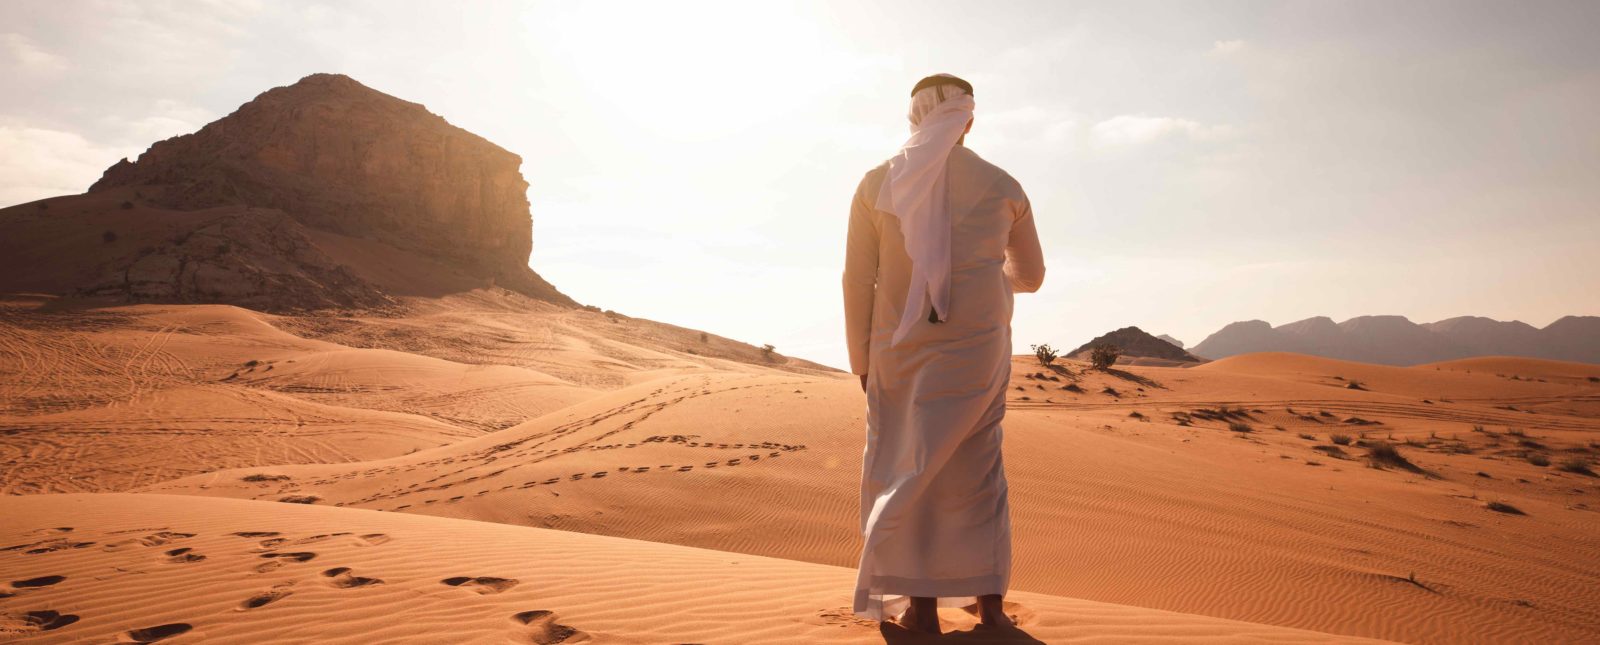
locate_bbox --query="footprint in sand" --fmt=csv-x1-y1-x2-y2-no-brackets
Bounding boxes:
163,547,206,563
512,610,586,644
237,584,294,611
259,551,317,562
0,575,66,599
0,609,80,635
137,532,195,547
122,622,192,643
11,539,96,555
229,531,281,538
322,567,385,588
353,533,391,546
441,576,519,594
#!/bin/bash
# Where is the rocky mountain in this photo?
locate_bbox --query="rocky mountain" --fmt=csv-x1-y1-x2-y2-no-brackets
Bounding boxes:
1069,326,1205,364
1,73,570,309
1192,315,1600,365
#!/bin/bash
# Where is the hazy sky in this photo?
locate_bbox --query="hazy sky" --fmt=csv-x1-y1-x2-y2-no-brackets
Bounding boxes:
3,1,1597,369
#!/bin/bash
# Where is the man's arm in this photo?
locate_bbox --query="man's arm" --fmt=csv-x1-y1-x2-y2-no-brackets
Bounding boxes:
843,174,879,378
1004,195,1045,293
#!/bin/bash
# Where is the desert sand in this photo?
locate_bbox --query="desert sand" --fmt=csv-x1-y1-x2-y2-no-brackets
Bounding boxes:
3,294,1598,643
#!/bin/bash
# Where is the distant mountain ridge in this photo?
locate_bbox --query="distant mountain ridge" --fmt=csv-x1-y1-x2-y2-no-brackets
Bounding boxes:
1192,315,1600,365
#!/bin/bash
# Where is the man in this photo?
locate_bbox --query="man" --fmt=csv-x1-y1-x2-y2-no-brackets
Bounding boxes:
842,73,1046,635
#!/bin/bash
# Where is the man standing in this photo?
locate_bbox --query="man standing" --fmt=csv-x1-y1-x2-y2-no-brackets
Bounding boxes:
843,73,1046,634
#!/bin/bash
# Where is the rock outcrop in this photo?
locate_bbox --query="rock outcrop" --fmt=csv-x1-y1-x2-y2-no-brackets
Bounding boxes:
74,73,569,307
1069,326,1205,364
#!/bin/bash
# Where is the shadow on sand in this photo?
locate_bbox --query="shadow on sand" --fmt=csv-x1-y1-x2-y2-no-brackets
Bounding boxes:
879,622,1046,644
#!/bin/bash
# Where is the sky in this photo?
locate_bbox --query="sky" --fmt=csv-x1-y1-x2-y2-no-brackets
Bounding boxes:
2,0,1597,369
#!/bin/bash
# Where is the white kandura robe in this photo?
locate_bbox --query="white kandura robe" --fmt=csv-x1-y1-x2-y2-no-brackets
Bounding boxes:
843,144,1046,620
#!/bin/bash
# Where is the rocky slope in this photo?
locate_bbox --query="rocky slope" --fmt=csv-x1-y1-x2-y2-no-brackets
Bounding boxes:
2,73,569,309
1069,326,1205,363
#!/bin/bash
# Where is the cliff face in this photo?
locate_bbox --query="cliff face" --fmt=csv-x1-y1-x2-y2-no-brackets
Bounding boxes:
87,73,569,305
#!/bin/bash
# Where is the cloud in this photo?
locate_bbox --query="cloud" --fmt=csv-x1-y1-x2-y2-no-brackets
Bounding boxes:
1088,115,1229,147
1210,39,1246,55
0,123,134,206
1,33,66,72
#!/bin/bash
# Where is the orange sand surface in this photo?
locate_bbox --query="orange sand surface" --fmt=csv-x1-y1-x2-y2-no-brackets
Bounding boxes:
4,298,1599,643
0,493,1389,644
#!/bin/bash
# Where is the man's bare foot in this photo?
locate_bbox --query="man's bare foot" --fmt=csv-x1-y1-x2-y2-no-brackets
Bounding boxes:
977,594,1013,628
898,596,941,634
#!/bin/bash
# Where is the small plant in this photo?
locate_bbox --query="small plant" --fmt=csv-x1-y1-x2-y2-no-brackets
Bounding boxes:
242,473,290,482
1484,501,1524,515
1031,343,1058,366
1558,458,1595,476
1227,421,1253,433
120,200,135,210
1346,380,1365,390
1101,386,1120,397
1090,344,1120,370
1062,383,1083,393
1330,433,1353,446
1298,432,1316,441
760,344,776,360
1366,443,1429,476
1128,411,1145,419
1526,453,1550,467
102,230,118,243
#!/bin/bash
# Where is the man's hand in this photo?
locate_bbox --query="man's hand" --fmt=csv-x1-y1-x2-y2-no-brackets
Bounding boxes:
859,374,868,392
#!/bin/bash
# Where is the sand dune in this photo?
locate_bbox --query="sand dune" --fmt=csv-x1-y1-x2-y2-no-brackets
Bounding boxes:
6,300,1599,643
0,493,1390,644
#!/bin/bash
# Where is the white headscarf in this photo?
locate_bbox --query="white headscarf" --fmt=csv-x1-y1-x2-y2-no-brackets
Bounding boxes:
875,77,974,346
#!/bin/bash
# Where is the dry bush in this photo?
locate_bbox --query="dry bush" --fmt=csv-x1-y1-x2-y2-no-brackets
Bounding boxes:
1090,344,1120,370
1031,343,1058,366
1330,433,1353,446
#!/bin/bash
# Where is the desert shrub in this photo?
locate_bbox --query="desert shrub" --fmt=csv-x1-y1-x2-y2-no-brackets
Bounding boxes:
1227,421,1253,433
1507,427,1526,437
1485,501,1524,515
1588,376,1599,383
278,494,321,504
1062,383,1083,393
1526,453,1550,467
1090,344,1120,370
1101,386,1120,397
1031,343,1058,366
120,200,134,210
1273,425,1286,432
1366,443,1429,476
102,230,117,243
1330,433,1352,446
760,344,776,359
1558,458,1595,476
243,473,290,482
1345,380,1365,390
1298,433,1316,441
1313,445,1350,459
1128,411,1145,419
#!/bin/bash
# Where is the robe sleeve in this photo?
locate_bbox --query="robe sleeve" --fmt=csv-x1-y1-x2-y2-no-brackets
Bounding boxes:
1004,195,1046,293
843,174,880,376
